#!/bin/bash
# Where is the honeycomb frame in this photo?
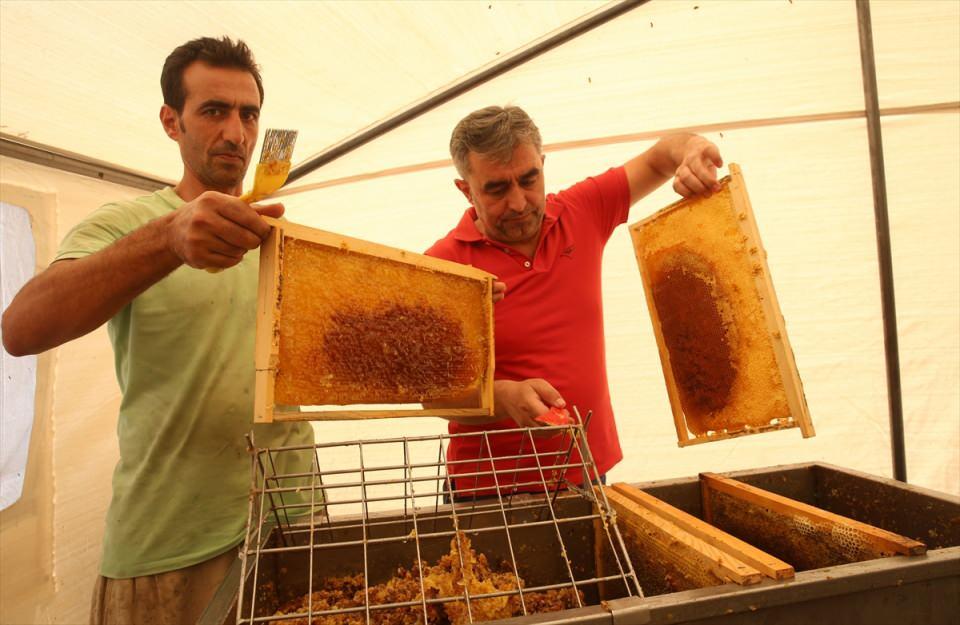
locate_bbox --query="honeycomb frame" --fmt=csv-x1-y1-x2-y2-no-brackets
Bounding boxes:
628,164,814,446
699,472,926,570
254,217,495,422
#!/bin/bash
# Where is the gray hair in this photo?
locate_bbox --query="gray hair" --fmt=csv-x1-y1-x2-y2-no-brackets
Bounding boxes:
449,106,543,177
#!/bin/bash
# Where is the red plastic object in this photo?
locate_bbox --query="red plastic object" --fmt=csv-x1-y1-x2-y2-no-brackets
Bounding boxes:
535,406,575,426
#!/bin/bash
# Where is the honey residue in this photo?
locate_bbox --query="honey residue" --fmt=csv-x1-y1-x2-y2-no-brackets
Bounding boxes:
319,303,474,401
649,246,737,422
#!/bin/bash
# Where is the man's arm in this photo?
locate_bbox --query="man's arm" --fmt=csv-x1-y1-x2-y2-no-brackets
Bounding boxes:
1,191,281,356
624,133,723,205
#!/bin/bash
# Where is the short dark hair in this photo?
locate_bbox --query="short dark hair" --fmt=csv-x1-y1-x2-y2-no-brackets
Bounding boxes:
449,106,542,177
161,36,264,112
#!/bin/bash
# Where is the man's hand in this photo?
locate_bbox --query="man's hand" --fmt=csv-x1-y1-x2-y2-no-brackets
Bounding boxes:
673,136,723,199
166,191,284,269
494,379,567,434
624,133,724,205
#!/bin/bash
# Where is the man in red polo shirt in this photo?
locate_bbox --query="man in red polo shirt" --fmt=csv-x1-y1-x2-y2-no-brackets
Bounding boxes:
426,105,722,499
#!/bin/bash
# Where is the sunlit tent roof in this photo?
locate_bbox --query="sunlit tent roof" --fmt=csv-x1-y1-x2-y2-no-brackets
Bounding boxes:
1,2,958,619
3,0,958,514
3,0,959,493
3,1,956,184
1,0,605,179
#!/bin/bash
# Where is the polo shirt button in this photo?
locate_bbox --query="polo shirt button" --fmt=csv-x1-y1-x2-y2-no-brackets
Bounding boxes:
523,261,531,268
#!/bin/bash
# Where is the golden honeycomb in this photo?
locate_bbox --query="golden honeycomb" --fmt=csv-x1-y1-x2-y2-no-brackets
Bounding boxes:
633,180,790,435
273,238,490,406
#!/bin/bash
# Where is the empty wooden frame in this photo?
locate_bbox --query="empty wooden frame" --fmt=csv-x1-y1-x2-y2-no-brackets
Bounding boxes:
629,164,814,446
254,217,495,422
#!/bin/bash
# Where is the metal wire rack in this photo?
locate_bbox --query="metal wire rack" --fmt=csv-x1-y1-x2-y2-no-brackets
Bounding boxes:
237,411,642,624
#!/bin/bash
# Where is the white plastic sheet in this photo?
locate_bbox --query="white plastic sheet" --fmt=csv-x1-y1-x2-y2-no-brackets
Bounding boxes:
0,202,37,510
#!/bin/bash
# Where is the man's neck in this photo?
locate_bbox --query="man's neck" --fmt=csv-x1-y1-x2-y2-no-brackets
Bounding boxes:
174,173,241,203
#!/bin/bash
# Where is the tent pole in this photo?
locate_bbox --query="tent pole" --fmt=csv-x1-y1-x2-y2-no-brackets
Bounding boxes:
286,0,650,184
0,132,172,192
855,0,907,482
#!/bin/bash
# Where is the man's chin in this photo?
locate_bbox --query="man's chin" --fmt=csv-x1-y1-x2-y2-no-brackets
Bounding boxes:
204,168,246,191
497,218,541,242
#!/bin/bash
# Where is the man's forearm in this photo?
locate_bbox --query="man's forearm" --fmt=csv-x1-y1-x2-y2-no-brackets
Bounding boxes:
1,214,182,356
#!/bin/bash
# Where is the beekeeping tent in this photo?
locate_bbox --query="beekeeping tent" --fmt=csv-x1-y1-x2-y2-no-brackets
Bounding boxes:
1,1,958,623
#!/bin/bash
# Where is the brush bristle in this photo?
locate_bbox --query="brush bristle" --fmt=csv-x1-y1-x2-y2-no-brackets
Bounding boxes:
259,129,298,163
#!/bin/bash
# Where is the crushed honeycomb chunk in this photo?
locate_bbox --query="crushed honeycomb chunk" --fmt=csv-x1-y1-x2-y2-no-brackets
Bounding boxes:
319,303,476,402
649,246,737,420
273,533,580,624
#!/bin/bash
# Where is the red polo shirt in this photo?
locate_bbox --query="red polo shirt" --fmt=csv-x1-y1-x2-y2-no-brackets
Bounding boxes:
425,167,630,496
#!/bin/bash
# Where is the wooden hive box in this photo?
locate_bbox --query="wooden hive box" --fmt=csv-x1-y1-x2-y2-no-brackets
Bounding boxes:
254,217,495,422
628,164,814,446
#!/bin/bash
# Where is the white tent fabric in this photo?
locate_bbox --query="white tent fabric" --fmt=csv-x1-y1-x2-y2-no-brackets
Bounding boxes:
1,0,604,180
271,0,959,500
1,1,958,622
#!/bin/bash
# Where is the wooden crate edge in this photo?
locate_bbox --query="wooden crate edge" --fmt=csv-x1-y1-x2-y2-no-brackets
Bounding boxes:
611,482,794,580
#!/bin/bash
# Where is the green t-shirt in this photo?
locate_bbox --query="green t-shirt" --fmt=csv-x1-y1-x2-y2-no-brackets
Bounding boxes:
56,187,315,578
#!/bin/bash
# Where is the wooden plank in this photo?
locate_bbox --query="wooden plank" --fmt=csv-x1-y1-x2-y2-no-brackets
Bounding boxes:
482,275,496,418
700,473,926,557
727,164,815,438
676,419,797,447
611,483,794,580
271,407,494,421
262,216,492,282
605,487,763,586
253,227,282,423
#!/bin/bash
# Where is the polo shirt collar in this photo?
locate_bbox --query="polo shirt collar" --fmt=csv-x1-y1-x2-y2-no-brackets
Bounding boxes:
452,207,484,243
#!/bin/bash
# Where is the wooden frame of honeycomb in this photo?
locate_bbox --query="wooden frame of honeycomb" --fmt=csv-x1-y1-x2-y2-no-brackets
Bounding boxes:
628,164,814,446
254,217,495,422
699,473,925,569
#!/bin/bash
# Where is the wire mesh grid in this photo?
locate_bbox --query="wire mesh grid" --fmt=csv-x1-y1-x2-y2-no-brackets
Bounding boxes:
236,412,642,624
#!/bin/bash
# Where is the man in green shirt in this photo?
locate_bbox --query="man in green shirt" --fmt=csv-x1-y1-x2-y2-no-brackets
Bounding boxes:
2,36,314,624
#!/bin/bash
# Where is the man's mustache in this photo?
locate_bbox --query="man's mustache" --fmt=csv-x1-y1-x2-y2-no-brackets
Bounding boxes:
503,207,538,221
211,143,245,160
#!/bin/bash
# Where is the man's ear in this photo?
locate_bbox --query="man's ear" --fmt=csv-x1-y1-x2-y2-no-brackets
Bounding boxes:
453,179,473,203
159,105,181,141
